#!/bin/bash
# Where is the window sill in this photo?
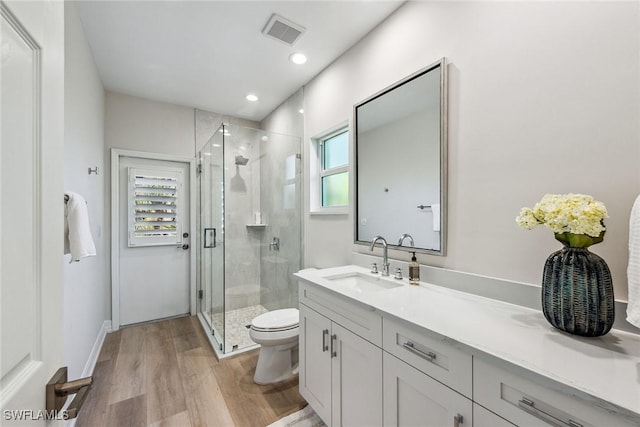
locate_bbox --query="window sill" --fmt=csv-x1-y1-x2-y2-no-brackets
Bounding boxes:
310,206,349,216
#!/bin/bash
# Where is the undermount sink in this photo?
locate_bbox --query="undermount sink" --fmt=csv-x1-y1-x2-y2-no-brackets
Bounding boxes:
324,271,402,293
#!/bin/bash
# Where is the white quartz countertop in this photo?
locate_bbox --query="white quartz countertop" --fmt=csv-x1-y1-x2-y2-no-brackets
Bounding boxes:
294,265,640,419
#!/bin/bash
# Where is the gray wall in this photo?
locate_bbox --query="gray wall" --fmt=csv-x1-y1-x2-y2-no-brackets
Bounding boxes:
302,1,640,301
63,2,109,379
105,91,195,157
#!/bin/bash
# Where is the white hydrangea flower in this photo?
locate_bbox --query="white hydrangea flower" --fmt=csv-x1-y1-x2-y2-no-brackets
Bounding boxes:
515,208,540,230
516,193,608,238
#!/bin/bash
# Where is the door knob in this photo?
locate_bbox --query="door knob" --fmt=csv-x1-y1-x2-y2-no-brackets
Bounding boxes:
178,244,189,250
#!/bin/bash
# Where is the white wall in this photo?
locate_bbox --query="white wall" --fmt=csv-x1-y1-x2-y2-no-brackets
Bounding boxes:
63,2,108,379
302,1,640,300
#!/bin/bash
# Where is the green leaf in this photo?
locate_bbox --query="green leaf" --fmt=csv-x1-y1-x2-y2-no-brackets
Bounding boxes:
554,231,605,248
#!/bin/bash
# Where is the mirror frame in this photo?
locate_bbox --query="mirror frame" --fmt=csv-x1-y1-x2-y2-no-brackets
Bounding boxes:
353,58,448,256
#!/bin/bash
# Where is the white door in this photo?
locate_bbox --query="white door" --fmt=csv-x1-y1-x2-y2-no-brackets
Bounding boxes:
331,323,383,427
299,303,332,425
1,1,65,425
117,155,191,326
383,352,472,427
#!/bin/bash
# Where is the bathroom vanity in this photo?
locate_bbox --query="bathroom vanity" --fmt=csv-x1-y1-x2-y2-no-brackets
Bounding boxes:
295,265,640,427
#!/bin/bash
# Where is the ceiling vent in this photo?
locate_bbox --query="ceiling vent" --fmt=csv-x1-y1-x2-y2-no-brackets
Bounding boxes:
262,14,305,46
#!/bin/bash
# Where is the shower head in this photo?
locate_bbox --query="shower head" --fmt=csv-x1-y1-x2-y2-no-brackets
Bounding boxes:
235,155,249,166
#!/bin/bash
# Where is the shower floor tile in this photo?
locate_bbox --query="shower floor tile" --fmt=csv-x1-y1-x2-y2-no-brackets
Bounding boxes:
210,304,268,352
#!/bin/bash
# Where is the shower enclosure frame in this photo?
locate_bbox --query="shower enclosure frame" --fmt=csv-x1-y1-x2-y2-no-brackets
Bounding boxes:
197,123,303,359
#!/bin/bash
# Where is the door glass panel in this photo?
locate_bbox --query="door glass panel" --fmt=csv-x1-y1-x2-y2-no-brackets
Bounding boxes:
198,129,225,352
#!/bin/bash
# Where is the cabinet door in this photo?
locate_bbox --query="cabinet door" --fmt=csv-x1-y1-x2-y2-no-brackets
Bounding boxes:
332,323,383,427
383,352,472,427
473,404,515,427
299,303,333,425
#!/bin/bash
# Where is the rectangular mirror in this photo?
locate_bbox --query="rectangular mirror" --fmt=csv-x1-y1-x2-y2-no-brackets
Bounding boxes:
354,58,447,255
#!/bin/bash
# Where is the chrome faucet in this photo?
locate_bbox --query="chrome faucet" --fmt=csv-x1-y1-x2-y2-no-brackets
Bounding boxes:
369,236,390,276
397,233,415,248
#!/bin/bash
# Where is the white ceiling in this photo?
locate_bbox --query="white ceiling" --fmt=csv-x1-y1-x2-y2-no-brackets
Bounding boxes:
76,1,405,122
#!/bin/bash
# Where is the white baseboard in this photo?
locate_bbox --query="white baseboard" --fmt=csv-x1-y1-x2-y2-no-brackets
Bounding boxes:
65,320,112,427
81,320,112,378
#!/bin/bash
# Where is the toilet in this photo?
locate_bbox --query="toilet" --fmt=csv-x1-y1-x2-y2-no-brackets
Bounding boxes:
249,308,299,385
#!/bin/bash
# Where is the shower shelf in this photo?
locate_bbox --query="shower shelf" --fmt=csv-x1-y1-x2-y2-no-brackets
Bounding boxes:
246,224,267,228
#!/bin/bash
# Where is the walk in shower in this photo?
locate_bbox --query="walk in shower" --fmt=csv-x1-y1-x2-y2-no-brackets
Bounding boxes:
197,123,302,356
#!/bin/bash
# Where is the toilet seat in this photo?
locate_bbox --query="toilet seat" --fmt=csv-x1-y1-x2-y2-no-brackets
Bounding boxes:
251,308,299,332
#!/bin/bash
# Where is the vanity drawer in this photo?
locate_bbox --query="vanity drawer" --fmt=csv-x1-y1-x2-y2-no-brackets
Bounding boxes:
474,357,640,427
299,281,382,346
382,316,472,397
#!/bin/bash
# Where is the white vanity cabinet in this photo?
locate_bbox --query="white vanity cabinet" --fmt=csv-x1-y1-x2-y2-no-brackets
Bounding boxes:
295,266,640,427
299,282,383,427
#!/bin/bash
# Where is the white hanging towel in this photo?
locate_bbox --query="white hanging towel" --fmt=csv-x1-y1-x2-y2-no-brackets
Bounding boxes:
64,192,96,263
431,203,441,232
627,195,640,328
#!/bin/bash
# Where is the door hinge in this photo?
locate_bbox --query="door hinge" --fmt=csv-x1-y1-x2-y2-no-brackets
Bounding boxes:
198,289,204,299
197,164,202,175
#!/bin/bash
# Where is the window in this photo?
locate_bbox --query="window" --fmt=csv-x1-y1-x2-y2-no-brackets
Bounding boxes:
311,125,349,214
128,167,184,247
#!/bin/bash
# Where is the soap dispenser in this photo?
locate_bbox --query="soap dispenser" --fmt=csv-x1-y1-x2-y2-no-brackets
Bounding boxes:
409,252,420,285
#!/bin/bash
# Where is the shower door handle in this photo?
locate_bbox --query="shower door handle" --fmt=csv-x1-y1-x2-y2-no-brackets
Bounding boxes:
204,228,216,248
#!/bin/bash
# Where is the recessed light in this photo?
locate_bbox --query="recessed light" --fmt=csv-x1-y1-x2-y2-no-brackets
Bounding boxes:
289,53,307,65
298,108,304,114
261,136,269,142
246,94,259,102
213,144,221,147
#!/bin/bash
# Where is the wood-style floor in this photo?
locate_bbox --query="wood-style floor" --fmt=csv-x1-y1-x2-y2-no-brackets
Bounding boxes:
76,316,307,427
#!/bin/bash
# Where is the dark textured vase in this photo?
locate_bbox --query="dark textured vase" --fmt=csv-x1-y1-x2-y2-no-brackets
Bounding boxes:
542,246,614,337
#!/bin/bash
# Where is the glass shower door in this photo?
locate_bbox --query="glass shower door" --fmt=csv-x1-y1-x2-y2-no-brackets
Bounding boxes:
199,130,225,352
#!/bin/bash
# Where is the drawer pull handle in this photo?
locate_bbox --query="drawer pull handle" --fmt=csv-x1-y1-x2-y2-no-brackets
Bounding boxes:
322,329,329,352
402,341,436,362
331,334,337,358
518,397,583,427
453,414,463,427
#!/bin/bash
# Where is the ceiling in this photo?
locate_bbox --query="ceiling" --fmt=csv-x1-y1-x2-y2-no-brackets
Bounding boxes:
75,1,405,122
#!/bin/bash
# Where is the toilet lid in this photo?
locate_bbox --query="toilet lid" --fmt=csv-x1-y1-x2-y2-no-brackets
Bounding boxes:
251,308,299,331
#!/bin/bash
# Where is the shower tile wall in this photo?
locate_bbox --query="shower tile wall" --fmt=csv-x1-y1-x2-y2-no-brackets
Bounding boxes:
259,136,301,311
224,126,262,310
259,89,304,311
